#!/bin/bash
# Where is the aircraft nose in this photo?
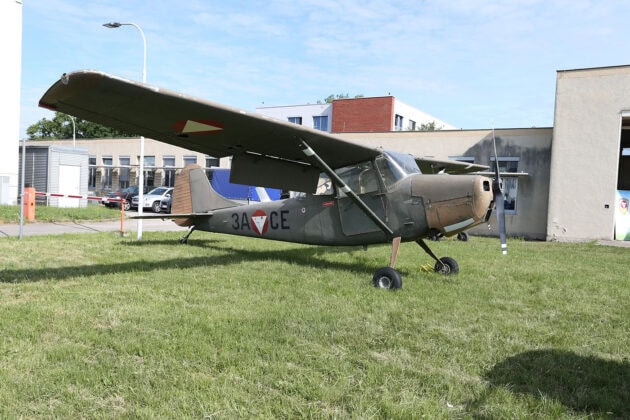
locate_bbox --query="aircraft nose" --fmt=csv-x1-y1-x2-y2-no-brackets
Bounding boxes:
411,174,494,236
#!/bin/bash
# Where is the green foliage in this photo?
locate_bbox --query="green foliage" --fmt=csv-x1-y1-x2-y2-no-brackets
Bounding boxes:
0,233,628,417
26,112,134,140
318,93,365,104
418,121,442,131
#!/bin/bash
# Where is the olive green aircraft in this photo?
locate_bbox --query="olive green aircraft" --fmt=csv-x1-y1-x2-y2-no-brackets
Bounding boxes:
39,70,507,289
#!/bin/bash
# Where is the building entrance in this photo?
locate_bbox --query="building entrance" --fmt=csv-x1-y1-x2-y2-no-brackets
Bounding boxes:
615,117,630,240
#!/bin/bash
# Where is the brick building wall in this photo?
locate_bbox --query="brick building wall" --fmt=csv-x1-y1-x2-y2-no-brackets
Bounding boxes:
332,97,394,132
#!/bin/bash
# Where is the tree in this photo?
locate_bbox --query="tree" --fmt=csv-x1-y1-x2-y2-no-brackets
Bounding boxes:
317,93,364,104
26,112,134,140
417,121,442,132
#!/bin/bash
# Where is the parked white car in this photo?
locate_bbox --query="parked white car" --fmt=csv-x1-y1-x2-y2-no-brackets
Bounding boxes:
132,187,173,213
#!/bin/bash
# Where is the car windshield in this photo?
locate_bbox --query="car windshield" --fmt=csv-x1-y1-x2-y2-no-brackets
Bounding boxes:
148,187,169,196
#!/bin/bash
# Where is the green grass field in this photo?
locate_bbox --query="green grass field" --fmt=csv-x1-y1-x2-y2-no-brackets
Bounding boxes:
0,204,121,224
0,231,628,417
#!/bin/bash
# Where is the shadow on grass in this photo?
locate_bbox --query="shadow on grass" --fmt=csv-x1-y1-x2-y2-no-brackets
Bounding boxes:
472,349,630,417
0,238,377,283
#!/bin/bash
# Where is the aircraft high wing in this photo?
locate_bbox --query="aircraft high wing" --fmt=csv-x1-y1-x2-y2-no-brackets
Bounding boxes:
39,70,503,290
39,70,486,193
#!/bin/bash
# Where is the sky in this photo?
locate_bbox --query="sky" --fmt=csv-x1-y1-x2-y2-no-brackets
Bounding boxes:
19,0,630,139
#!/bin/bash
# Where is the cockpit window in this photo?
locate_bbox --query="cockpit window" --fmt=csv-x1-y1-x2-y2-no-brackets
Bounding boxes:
375,151,420,189
335,161,380,197
315,173,333,195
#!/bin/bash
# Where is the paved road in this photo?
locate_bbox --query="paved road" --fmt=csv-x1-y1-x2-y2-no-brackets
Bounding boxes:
2,218,629,248
0,218,187,238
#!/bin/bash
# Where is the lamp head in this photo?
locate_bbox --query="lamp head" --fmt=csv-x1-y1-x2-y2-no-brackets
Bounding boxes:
103,22,122,28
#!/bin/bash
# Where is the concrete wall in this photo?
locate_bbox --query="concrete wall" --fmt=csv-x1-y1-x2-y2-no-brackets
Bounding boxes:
0,0,22,204
548,66,630,241
339,128,553,240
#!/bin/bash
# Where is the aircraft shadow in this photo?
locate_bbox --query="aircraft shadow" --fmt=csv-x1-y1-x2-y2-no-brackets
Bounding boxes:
0,239,378,284
470,349,630,418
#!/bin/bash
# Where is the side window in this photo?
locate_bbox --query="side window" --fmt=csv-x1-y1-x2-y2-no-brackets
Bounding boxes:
492,157,519,214
336,161,379,196
314,173,333,195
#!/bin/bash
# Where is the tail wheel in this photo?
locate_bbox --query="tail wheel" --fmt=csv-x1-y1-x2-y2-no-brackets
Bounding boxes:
372,267,402,290
457,232,468,242
434,257,459,275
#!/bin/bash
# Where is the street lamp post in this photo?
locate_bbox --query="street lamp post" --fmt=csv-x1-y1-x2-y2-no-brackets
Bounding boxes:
69,116,76,148
103,21,147,240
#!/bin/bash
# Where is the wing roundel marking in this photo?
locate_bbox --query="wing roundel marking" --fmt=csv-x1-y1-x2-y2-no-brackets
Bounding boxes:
173,119,224,135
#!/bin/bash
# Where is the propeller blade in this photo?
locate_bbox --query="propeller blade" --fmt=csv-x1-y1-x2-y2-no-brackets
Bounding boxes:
492,129,507,255
493,180,508,255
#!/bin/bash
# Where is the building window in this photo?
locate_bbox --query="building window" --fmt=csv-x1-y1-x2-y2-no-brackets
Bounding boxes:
205,156,219,179
119,156,130,189
184,155,197,167
140,155,156,188
88,156,96,189
313,116,328,131
163,156,176,187
408,120,416,131
102,156,113,190
394,114,403,131
288,116,302,125
491,157,519,214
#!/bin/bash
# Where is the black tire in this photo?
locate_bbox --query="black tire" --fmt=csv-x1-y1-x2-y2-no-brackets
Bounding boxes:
372,267,402,289
457,231,468,242
123,201,131,211
152,201,161,213
434,257,459,275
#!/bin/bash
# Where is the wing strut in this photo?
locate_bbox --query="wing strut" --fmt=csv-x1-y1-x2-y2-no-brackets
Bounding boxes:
298,139,394,238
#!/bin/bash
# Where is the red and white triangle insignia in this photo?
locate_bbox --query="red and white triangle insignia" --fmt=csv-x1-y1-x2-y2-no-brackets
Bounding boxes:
173,119,224,135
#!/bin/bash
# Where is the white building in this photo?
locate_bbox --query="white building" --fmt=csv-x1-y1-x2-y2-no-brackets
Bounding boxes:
256,96,455,133
0,0,22,204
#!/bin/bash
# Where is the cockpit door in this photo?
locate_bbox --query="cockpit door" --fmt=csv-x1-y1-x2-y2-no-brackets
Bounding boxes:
337,162,388,236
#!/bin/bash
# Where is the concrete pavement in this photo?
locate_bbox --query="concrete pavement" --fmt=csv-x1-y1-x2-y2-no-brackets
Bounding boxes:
2,218,629,248
0,218,187,238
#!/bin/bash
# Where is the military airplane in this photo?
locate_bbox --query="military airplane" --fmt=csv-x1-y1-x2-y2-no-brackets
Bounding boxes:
39,70,506,289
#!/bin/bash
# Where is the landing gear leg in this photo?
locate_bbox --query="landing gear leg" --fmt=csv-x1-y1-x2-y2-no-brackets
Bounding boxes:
373,237,403,289
415,238,459,275
180,225,196,244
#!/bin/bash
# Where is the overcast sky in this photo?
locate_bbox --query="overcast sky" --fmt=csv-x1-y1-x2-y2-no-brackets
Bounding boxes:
19,0,630,138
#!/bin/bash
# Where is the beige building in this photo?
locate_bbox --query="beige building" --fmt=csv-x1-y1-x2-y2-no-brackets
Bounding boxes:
549,66,630,241
23,138,230,197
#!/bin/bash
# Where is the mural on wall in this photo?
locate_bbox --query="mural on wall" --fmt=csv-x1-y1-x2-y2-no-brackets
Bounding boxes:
615,191,630,240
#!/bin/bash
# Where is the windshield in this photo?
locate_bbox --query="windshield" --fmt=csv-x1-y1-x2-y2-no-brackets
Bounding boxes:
148,187,169,196
375,151,420,189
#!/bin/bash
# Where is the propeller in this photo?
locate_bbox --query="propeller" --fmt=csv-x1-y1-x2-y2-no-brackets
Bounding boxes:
491,129,507,255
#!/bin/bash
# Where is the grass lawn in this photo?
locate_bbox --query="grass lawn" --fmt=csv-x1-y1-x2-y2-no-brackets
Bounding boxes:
0,232,628,417
0,204,122,224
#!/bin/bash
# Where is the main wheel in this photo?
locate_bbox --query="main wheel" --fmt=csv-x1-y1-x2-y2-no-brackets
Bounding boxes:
372,267,402,289
152,201,161,213
434,257,459,275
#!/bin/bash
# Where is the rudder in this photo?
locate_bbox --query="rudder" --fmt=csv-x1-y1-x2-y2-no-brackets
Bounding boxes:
171,164,238,226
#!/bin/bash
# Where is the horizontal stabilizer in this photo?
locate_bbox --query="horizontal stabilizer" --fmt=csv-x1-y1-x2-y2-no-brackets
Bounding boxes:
129,212,212,220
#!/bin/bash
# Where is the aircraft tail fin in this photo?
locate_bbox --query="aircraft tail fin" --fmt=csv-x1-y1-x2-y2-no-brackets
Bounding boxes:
171,164,238,226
